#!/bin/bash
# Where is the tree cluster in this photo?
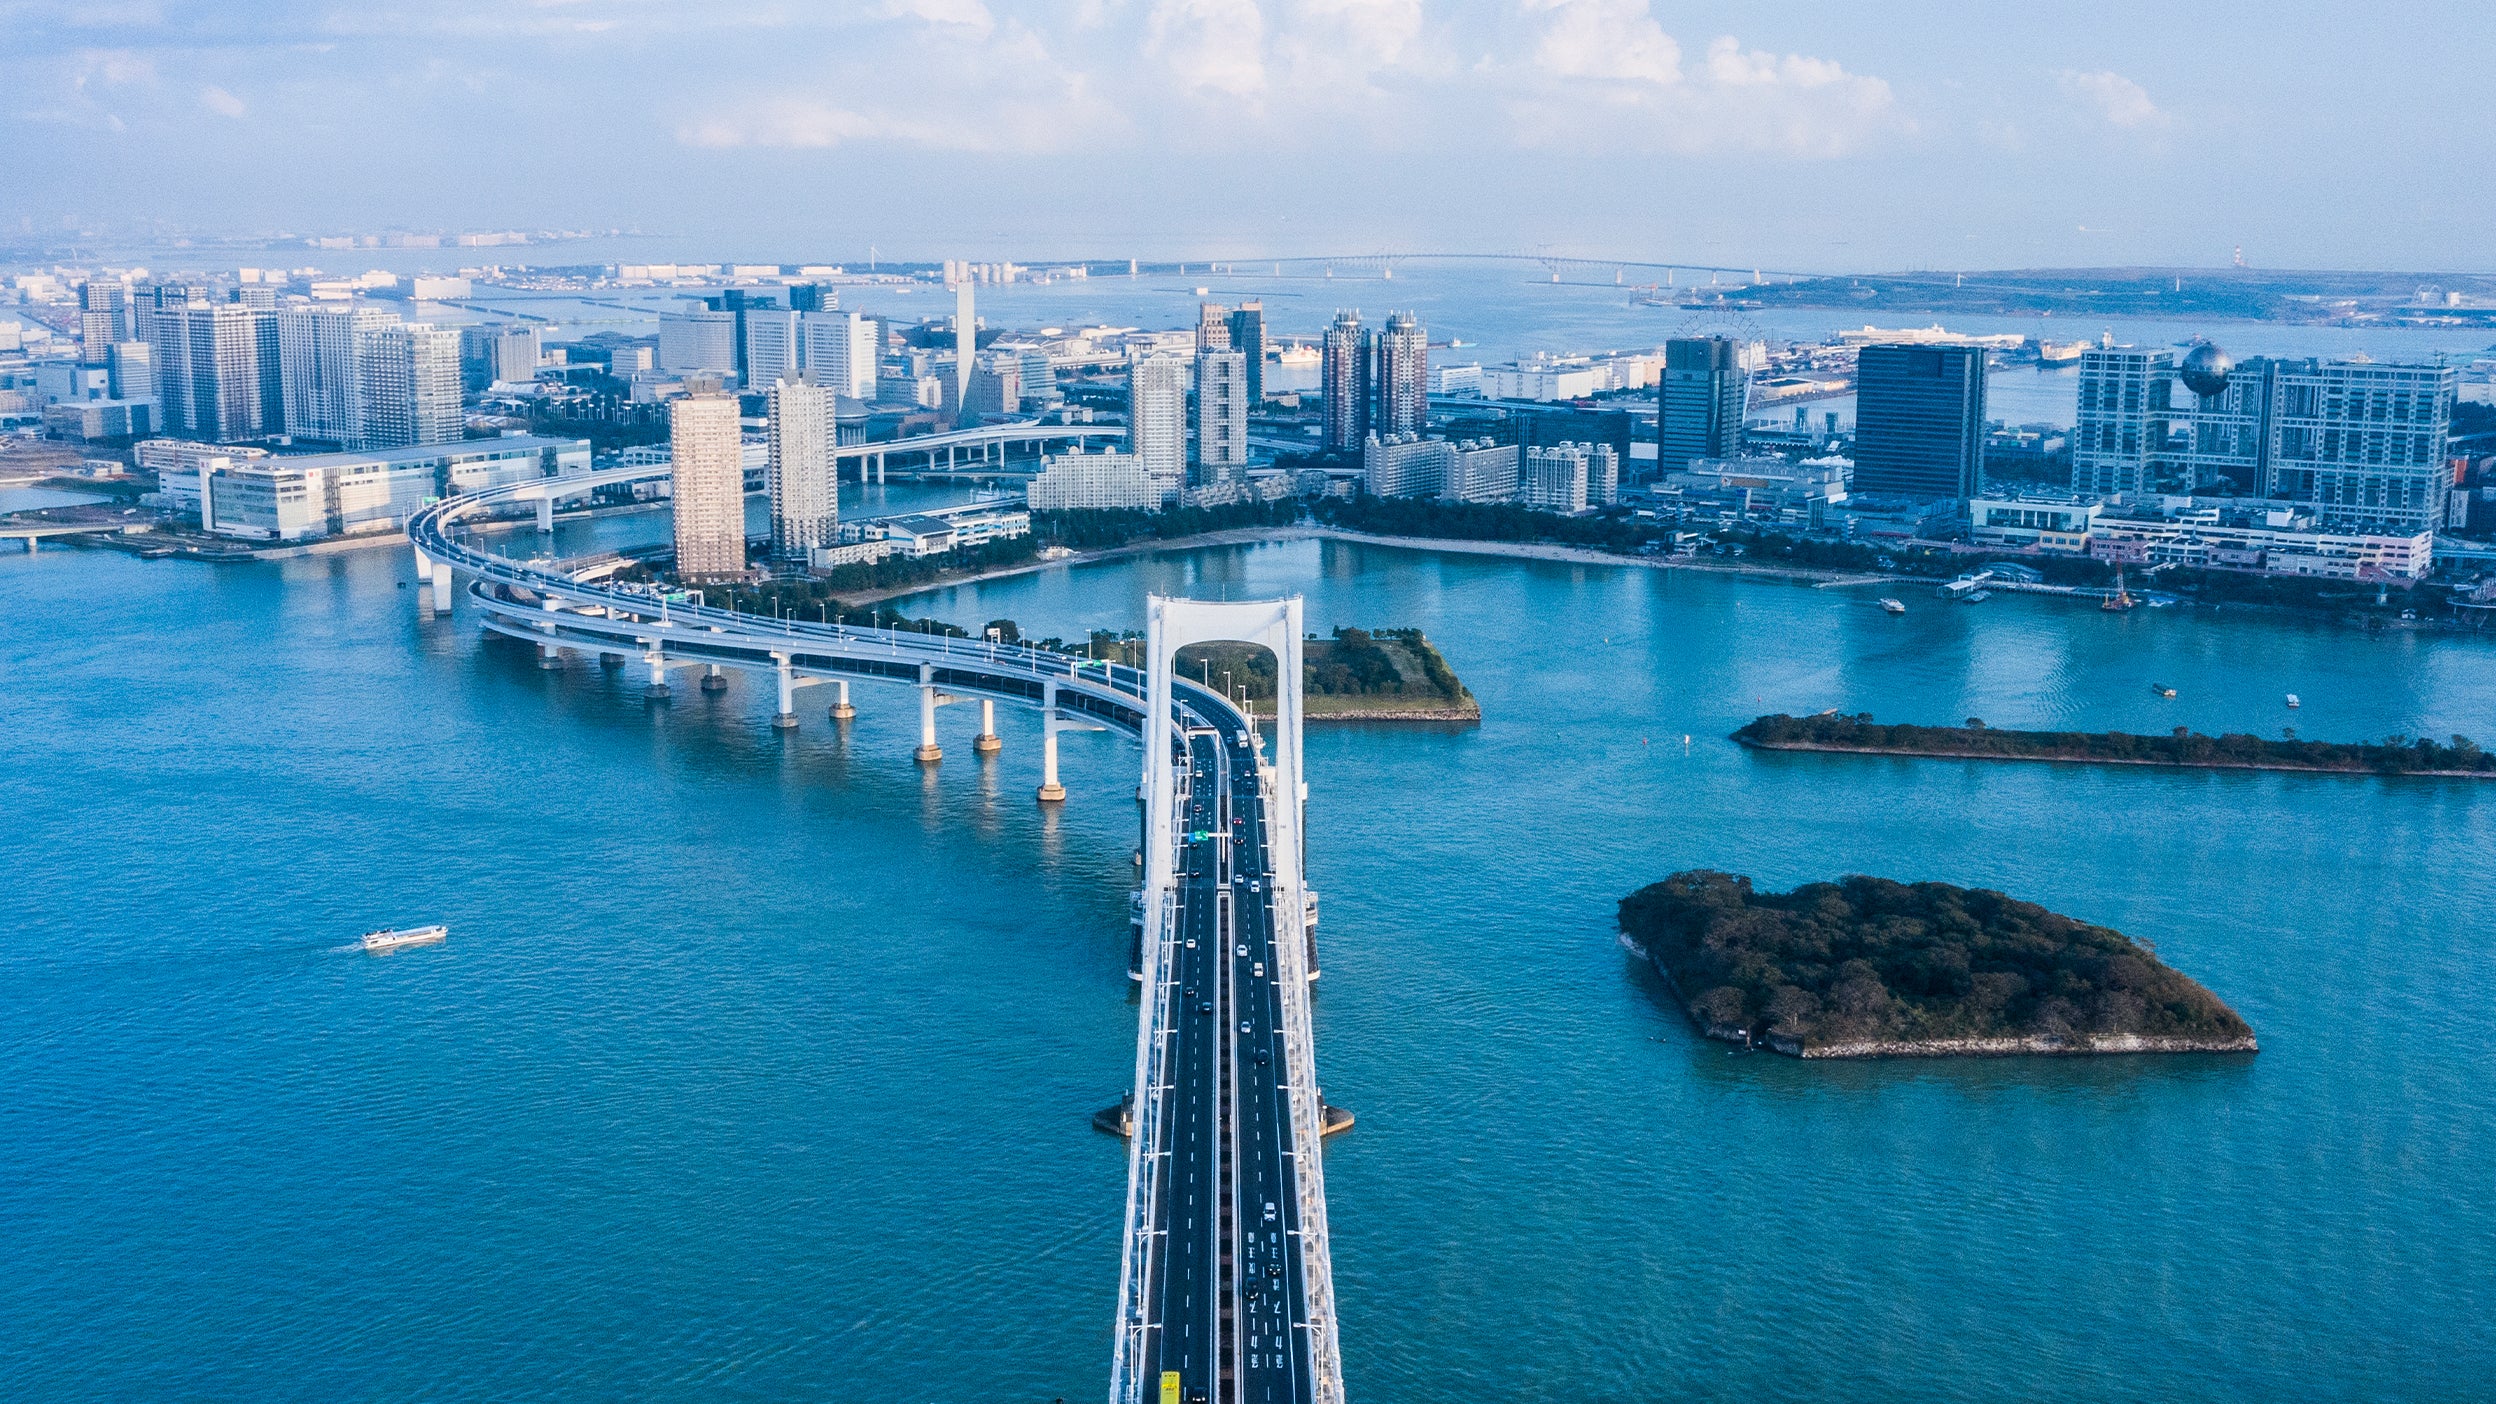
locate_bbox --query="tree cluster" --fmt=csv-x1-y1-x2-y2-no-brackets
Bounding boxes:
1737,712,2495,776
1618,870,2252,1049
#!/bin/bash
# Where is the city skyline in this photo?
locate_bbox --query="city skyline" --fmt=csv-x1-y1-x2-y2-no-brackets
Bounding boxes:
7,2,2496,272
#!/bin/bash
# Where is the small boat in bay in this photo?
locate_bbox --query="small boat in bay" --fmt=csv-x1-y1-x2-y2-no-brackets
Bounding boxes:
1879,598,1906,614
362,924,447,953
2151,683,2177,698
2286,693,2301,708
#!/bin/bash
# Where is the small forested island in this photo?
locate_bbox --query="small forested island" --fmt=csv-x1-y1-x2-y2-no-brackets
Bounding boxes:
1176,627,1479,723
1617,870,2256,1058
1736,712,2496,778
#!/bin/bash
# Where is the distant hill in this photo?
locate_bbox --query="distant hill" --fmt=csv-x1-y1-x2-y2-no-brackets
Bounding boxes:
1695,266,2496,327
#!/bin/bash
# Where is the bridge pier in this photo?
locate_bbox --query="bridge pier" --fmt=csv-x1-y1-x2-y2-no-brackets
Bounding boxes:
974,698,1001,754
599,652,624,670
700,663,728,693
429,559,454,615
643,648,670,699
829,678,855,720
772,654,799,729
914,662,943,763
535,496,554,533
1037,680,1067,802
536,642,561,670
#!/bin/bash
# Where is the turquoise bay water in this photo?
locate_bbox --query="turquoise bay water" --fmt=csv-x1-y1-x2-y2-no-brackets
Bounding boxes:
5,530,2494,1400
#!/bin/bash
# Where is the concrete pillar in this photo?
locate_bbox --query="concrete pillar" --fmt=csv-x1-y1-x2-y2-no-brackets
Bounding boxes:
1037,680,1066,803
537,643,561,670
643,648,670,699
410,546,432,606
599,652,625,670
829,678,856,720
772,654,798,729
429,559,454,615
535,496,554,533
700,663,728,694
974,697,1001,754
914,662,942,763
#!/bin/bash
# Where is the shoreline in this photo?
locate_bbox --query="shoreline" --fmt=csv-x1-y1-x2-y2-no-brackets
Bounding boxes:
856,523,1890,607
1737,735,2496,781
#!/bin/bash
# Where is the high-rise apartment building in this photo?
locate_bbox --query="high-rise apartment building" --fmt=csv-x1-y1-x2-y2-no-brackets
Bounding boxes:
356,323,463,449
1196,303,1231,354
106,341,151,401
491,327,540,385
1371,312,1428,438
1195,350,1249,486
1441,440,1521,504
1521,443,1595,513
659,309,737,377
1853,344,1986,501
2071,347,2175,496
279,305,398,443
1026,447,1158,510
146,295,282,441
1129,355,1188,503
1320,310,1369,453
79,280,133,364
1363,432,1453,498
1227,302,1265,406
1657,337,1747,471
800,311,880,399
669,393,747,581
742,309,801,389
766,377,834,567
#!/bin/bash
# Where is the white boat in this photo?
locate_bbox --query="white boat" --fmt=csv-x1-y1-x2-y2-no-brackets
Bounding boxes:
361,924,447,953
1879,598,1906,614
2286,693,2301,708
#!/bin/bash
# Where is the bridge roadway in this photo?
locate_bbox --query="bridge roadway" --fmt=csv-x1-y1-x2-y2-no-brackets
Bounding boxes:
1140,723,1318,1404
406,471,1344,1404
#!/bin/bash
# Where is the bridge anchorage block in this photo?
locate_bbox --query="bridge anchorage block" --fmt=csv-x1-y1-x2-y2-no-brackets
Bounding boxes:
974,733,1002,755
1036,782,1067,803
913,743,944,764
829,701,856,720
535,644,562,670
699,668,729,694
643,681,672,700
772,712,800,731
598,652,625,670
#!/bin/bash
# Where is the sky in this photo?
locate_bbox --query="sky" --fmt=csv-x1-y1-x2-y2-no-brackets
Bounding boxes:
4,0,2493,273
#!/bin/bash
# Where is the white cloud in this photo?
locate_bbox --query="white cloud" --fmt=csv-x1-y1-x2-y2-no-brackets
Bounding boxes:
2058,69,2166,129
1507,4,1903,158
198,84,246,118
1146,0,1268,99
882,0,995,38
1527,0,1678,85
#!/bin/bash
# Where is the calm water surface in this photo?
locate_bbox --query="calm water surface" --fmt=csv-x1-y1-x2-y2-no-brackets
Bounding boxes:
5,528,2493,1401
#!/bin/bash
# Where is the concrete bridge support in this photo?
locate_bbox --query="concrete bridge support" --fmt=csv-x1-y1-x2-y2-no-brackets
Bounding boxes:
829,678,856,720
430,559,454,615
772,654,799,730
914,662,943,763
1037,680,1067,803
535,496,554,533
537,643,561,670
974,698,1002,754
701,663,728,693
643,648,670,699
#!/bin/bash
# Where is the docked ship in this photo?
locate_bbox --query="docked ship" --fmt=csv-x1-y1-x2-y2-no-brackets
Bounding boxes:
361,924,447,953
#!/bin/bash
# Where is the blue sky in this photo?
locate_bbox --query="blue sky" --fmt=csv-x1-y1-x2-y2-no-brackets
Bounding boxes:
4,0,2491,271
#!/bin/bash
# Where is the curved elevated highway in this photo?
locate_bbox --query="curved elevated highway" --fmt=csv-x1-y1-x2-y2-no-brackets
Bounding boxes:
407,473,1345,1404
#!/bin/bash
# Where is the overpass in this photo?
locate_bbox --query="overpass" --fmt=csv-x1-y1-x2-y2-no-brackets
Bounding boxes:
405,471,1346,1404
837,420,1125,483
